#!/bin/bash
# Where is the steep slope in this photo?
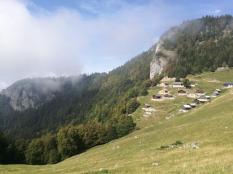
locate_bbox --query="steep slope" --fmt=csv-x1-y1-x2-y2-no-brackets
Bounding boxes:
150,15,233,79
0,51,153,139
1,69,233,173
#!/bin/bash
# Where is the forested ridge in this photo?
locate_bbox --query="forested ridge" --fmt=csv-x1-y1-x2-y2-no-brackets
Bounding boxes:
0,50,153,164
164,15,233,77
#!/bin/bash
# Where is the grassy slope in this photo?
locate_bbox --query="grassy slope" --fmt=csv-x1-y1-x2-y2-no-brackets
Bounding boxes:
1,70,233,174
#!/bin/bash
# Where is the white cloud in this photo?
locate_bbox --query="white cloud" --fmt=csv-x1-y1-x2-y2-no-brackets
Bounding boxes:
214,9,222,14
206,9,222,15
0,0,85,86
0,82,8,91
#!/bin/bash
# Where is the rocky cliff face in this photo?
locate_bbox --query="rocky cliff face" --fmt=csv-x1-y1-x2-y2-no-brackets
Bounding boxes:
0,77,79,111
149,28,178,79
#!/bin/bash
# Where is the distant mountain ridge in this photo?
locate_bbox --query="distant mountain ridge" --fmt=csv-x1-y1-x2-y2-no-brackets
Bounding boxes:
1,77,81,111
0,51,152,138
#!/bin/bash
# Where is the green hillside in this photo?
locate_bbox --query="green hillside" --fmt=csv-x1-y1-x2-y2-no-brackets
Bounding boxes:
1,69,233,173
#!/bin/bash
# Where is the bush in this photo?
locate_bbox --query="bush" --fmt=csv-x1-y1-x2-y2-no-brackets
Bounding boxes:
151,75,163,86
183,79,191,88
159,140,183,150
172,140,183,146
115,116,136,137
126,99,140,114
160,145,169,149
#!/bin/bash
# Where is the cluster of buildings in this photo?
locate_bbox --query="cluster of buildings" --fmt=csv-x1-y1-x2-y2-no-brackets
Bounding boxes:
153,80,187,101
157,81,185,88
152,81,194,101
181,89,222,112
150,76,232,114
152,88,174,100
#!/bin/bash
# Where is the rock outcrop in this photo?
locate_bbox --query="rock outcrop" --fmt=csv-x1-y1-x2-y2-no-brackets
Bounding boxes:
149,30,178,79
0,77,79,111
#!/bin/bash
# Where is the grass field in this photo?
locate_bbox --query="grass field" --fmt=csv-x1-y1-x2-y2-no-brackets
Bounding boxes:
1,70,233,174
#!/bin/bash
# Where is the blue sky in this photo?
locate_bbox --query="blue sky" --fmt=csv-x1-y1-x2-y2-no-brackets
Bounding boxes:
0,0,233,89
30,0,233,16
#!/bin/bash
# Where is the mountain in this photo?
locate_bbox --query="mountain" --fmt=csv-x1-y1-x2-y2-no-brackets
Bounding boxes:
1,77,81,111
2,58,233,173
150,15,233,79
0,50,153,139
5,15,233,115
3,15,233,136
1,15,233,166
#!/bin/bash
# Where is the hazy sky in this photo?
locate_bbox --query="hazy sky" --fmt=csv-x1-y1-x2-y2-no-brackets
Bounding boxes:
0,0,233,89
